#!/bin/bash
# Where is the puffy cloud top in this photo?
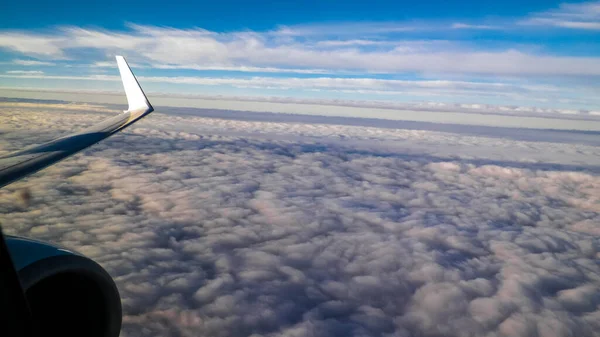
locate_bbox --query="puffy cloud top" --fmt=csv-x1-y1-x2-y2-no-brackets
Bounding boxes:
1,102,600,337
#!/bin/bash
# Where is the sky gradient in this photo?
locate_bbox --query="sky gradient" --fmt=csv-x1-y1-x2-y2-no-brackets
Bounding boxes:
0,0,599,113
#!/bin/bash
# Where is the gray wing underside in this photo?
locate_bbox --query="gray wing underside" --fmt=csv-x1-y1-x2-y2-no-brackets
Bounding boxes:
0,56,153,189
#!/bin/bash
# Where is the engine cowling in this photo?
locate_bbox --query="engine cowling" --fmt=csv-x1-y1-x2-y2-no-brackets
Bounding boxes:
6,236,121,337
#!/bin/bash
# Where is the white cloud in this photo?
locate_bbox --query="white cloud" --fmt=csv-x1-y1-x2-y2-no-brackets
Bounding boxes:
6,70,44,75
150,64,334,75
315,39,394,47
0,32,65,57
0,73,118,81
451,23,499,30
0,73,569,94
270,22,416,37
2,101,600,337
0,25,599,76
13,59,55,66
91,61,145,69
521,1,600,30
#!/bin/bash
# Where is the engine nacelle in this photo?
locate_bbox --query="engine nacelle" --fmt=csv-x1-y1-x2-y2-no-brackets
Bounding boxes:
6,236,121,337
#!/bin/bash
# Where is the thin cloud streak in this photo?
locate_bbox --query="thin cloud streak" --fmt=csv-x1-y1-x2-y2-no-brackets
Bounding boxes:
1,72,593,105
270,22,417,37
13,59,55,66
6,70,44,75
520,1,600,30
451,23,500,30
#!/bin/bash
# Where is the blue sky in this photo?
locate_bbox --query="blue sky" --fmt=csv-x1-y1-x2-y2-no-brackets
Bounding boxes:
0,0,599,111
0,0,566,30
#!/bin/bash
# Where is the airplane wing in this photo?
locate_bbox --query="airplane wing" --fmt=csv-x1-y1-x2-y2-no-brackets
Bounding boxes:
0,56,154,189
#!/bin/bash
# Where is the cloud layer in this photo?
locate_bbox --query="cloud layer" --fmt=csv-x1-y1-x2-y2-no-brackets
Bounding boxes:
1,102,600,337
1,24,599,77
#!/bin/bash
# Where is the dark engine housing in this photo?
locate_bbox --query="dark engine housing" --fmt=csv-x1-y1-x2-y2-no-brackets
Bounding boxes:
11,241,122,337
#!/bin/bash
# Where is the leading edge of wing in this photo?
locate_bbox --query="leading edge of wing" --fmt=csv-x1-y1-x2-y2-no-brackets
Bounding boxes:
0,56,154,189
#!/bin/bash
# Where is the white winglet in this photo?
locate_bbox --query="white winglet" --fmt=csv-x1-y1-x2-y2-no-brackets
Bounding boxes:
116,55,153,113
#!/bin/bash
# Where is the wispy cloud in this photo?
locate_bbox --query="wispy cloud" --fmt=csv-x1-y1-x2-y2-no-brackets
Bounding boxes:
4,72,599,109
271,22,416,37
521,1,600,30
451,23,500,30
315,39,395,47
5,70,44,75
12,59,55,66
0,72,564,93
0,25,599,77
91,61,145,69
0,32,65,57
150,64,334,75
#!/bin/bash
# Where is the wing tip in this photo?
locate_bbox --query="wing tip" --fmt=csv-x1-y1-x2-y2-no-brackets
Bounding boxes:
115,56,153,113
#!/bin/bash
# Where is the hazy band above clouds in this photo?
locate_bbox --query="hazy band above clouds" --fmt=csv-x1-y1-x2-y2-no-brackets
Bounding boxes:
2,90,600,132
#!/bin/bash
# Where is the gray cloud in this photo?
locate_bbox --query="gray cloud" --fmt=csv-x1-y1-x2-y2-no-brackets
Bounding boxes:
1,102,600,337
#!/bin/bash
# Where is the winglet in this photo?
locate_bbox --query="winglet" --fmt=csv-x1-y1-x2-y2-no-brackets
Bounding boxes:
116,55,153,113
